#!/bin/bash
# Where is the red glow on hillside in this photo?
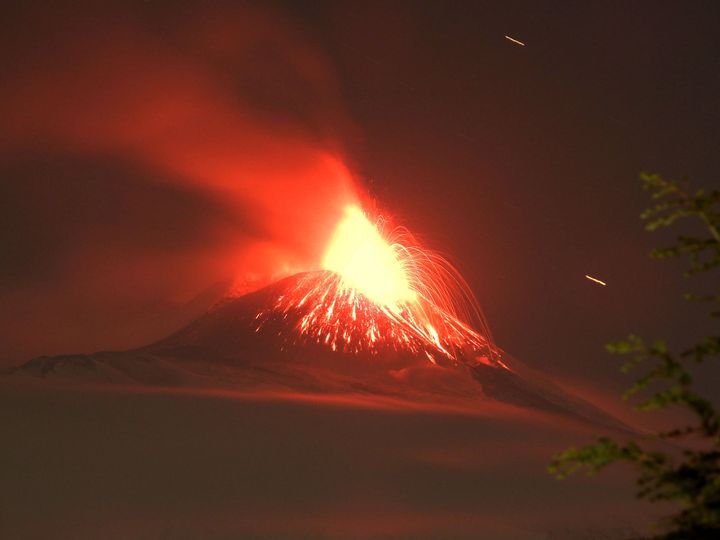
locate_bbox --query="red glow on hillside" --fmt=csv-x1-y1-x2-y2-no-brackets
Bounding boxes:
256,206,500,366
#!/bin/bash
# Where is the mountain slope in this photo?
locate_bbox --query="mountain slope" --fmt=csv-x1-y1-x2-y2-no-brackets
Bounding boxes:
8,271,627,431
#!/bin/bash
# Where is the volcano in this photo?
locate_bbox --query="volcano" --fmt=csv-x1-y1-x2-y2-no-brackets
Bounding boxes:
9,270,625,432
2,207,643,539
7,205,627,431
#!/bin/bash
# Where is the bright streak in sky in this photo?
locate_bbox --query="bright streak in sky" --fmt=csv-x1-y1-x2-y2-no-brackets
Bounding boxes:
585,275,607,286
504,35,525,46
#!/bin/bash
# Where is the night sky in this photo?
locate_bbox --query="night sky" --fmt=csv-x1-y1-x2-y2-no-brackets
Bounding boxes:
2,0,719,401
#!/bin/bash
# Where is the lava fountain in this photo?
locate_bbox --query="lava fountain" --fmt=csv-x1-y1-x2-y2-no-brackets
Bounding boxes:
256,205,503,367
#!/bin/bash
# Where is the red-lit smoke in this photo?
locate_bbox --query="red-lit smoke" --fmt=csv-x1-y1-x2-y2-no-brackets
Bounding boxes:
0,2,359,364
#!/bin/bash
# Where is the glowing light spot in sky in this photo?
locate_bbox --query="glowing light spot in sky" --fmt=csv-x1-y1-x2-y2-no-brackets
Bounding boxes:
504,35,525,46
585,274,607,286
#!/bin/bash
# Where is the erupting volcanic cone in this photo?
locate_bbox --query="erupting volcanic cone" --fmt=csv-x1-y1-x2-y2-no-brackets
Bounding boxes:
8,269,624,430
250,205,502,368
6,203,627,430
254,270,499,366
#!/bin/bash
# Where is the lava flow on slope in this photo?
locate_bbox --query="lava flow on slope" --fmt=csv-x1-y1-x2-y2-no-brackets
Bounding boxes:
8,204,627,430
255,205,503,368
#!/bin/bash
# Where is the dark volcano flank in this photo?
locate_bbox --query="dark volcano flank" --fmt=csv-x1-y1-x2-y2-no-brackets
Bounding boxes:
7,272,629,433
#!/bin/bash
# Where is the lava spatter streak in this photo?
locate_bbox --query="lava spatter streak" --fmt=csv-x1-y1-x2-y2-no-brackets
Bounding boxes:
253,205,503,367
255,271,497,365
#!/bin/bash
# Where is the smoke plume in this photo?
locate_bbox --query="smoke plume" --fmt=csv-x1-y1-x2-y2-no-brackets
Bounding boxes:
0,1,359,365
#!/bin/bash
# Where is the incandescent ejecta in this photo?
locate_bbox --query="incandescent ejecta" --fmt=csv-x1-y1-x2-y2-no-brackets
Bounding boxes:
255,204,501,367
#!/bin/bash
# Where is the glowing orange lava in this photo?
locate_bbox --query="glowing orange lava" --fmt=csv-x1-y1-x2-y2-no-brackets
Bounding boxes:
322,206,416,309
256,204,501,367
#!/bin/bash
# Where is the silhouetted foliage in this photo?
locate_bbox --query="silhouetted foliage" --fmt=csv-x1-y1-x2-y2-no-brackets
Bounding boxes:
548,174,720,539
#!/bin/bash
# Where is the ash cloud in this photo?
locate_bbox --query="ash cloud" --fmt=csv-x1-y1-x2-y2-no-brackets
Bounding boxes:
0,1,359,366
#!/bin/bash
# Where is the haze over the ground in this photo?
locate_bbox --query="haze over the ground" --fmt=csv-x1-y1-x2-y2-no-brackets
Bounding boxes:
1,379,656,540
